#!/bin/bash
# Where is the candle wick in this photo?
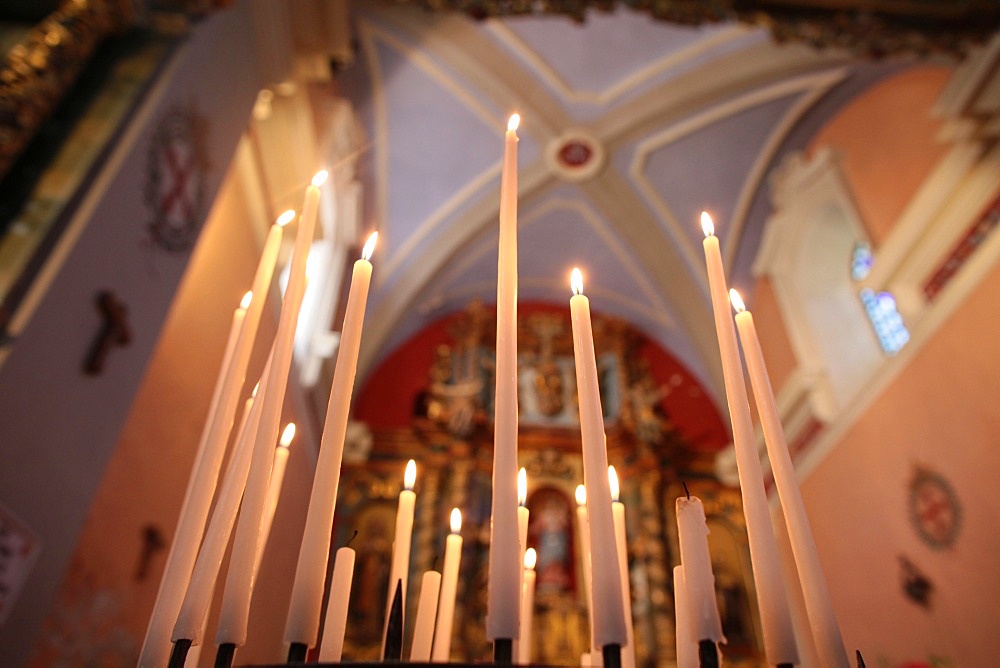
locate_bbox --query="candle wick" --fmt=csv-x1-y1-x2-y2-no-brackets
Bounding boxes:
682,481,690,500
346,529,358,548
432,554,439,571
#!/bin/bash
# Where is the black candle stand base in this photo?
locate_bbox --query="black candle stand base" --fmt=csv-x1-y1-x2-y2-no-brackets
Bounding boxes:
215,642,237,668
288,642,308,663
168,638,192,668
601,643,621,668
493,638,513,664
697,639,719,668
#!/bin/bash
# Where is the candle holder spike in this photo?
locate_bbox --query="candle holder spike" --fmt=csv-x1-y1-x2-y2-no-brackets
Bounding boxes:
167,638,191,668
214,641,236,668
493,638,513,664
287,641,308,663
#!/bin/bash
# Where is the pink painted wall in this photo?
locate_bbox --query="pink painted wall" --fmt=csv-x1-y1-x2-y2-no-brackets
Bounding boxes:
807,66,951,246
799,253,1000,667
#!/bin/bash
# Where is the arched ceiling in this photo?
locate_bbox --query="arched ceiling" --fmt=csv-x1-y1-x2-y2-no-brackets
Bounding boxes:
335,1,913,408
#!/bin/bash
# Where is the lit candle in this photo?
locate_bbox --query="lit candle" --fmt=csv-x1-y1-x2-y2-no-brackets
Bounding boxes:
172,384,264,647
518,548,537,664
575,484,597,657
488,113,522,644
432,509,463,662
675,495,724,648
318,547,356,662
254,422,294,576
514,467,529,660
672,566,697,668
700,213,799,666
383,459,417,656
140,207,280,665
284,231,379,649
731,289,850,668
569,268,627,649
216,173,326,650
410,570,443,661
608,467,636,668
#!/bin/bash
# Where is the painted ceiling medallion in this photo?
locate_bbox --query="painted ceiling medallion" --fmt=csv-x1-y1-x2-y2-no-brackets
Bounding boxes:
144,104,210,253
908,465,962,550
545,130,605,183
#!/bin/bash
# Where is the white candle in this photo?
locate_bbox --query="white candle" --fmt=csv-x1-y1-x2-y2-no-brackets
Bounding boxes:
608,467,636,668
701,213,799,665
516,466,529,658
675,495,724,645
140,211,279,666
731,289,850,668
432,509,463,662
576,484,597,656
569,268,627,648
410,570,443,661
284,232,378,648
318,547,356,662
518,548,537,664
488,113,522,642
172,384,264,645
673,566,697,668
216,173,325,648
253,422,294,576
383,459,417,655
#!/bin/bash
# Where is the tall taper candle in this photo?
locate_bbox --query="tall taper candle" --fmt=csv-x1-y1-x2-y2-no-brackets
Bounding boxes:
410,571,443,661
318,547,356,662
432,509,464,662
701,212,798,666
254,422,294,575
731,289,849,668
673,566,697,668
382,459,417,656
576,484,597,656
569,268,627,648
172,377,267,646
488,113,522,643
518,549,537,665
140,205,282,666
284,232,378,649
216,174,325,650
609,467,636,668
675,495,724,647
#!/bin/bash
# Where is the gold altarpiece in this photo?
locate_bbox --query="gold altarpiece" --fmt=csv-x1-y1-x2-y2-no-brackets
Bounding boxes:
331,304,765,666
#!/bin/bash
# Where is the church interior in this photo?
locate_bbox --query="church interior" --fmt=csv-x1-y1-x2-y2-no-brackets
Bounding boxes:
0,1,998,666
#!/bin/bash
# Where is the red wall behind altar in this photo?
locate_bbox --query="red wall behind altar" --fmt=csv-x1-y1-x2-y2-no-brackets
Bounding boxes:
354,302,729,451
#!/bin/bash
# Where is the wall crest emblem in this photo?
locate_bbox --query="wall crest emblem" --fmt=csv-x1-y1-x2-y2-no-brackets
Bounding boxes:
144,103,210,252
908,465,961,550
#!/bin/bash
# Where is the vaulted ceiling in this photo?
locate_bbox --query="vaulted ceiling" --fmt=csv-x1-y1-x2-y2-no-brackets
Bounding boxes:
336,2,916,406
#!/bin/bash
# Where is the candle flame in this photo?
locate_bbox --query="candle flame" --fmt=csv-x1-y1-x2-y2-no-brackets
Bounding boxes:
240,291,253,310
575,484,587,507
252,381,260,397
608,465,620,503
450,508,462,534
701,211,715,237
524,547,537,570
508,114,520,132
518,467,527,507
404,459,417,491
571,267,584,296
311,170,329,187
362,231,378,261
279,422,296,448
276,209,296,227
729,288,747,313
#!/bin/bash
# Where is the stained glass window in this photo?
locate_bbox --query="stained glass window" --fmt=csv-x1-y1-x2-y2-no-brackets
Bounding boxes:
860,288,909,354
